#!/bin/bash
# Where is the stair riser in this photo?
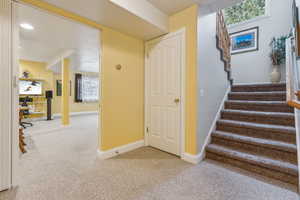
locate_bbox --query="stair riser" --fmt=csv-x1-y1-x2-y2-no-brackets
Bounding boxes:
225,102,294,113
231,85,286,92
212,137,297,164
221,112,295,126
216,123,296,144
228,94,286,101
206,152,298,185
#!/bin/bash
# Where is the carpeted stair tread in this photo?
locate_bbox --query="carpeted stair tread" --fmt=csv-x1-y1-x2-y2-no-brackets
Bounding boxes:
217,119,296,134
212,131,297,153
228,91,286,101
206,144,298,176
225,100,293,113
231,83,286,92
226,100,288,105
217,119,296,144
221,109,295,126
206,152,298,185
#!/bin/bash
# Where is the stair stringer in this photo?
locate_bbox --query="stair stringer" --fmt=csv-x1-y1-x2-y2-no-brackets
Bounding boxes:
198,86,231,161
293,108,300,191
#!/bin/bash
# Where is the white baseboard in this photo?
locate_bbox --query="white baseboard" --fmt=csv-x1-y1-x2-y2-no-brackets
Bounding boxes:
182,152,203,164
233,81,285,85
97,140,145,160
28,111,99,122
198,86,231,163
53,111,98,118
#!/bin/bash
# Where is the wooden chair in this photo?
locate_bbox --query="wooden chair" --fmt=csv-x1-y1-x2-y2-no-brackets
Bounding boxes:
19,128,27,154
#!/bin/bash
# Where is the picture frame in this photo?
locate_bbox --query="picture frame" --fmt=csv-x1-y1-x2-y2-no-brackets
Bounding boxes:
230,27,259,55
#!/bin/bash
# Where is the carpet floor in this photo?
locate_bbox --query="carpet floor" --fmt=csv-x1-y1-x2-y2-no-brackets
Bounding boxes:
0,114,298,200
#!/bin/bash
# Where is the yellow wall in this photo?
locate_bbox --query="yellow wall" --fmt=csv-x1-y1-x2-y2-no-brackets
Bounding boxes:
169,5,198,155
100,28,144,150
19,60,99,115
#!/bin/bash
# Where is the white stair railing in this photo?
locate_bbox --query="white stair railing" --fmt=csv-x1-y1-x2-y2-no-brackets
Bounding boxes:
286,29,300,109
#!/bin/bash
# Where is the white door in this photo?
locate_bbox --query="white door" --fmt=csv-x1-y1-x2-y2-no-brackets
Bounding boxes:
0,0,13,191
145,30,184,156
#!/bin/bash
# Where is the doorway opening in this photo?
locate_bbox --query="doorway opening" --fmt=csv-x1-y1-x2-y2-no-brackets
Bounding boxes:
16,2,101,186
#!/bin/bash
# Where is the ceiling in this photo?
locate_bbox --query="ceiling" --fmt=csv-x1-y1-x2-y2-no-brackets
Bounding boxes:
38,0,242,39
18,4,100,73
146,0,197,15
41,0,166,40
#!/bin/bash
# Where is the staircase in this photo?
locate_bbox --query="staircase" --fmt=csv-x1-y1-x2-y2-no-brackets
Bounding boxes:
206,83,299,185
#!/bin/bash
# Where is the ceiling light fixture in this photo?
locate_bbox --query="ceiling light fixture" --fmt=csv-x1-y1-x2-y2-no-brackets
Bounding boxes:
20,23,34,30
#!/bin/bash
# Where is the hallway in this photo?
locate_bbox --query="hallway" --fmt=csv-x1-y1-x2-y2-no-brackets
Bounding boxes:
0,114,298,200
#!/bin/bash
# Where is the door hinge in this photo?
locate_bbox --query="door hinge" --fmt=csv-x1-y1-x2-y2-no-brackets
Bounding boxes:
146,127,149,133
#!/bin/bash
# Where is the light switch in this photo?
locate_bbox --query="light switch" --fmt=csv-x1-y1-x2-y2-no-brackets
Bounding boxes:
200,89,204,97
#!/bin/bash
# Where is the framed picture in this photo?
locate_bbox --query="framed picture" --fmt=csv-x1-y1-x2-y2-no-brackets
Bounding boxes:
56,80,72,96
230,27,259,55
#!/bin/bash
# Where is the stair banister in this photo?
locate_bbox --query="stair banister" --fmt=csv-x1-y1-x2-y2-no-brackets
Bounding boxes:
286,28,300,109
216,10,233,84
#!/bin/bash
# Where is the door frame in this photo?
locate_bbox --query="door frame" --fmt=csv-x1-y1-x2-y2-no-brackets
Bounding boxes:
144,28,186,158
10,1,103,188
0,0,13,191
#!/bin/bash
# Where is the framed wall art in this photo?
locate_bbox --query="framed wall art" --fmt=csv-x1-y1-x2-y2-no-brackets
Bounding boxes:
230,27,259,55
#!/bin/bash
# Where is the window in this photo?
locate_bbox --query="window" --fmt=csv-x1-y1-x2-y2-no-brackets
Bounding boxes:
75,73,99,103
223,0,267,26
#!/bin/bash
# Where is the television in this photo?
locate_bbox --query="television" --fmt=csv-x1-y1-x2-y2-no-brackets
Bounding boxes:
19,80,43,95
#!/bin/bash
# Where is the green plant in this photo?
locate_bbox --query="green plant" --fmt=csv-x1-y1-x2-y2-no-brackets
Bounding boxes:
269,34,290,66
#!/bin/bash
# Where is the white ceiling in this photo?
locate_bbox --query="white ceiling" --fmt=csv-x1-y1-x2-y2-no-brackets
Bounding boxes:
41,0,166,40
39,0,242,39
18,4,100,73
146,0,197,15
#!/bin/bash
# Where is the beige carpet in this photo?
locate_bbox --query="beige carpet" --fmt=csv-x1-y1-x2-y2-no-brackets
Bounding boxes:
0,114,298,200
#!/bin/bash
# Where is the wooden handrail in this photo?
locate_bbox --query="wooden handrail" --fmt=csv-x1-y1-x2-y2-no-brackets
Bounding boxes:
288,100,300,109
216,11,233,84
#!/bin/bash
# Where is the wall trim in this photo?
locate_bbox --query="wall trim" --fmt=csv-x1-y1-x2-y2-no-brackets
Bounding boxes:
198,86,231,163
0,0,12,191
293,109,300,192
26,111,99,122
233,81,285,85
53,111,99,118
182,152,203,164
97,140,145,160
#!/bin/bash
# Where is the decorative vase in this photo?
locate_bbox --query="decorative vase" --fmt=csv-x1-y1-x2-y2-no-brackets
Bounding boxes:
271,65,281,83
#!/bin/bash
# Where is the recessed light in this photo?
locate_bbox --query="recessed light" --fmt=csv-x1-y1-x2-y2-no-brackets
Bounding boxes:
20,23,34,30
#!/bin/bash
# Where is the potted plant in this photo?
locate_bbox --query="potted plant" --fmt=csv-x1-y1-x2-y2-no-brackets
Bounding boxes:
269,34,290,83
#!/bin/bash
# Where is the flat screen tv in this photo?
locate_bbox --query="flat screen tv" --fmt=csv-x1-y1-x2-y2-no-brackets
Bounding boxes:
19,80,43,95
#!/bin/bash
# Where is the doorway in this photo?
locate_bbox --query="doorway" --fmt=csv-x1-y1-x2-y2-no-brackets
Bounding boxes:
145,29,186,156
11,2,101,189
